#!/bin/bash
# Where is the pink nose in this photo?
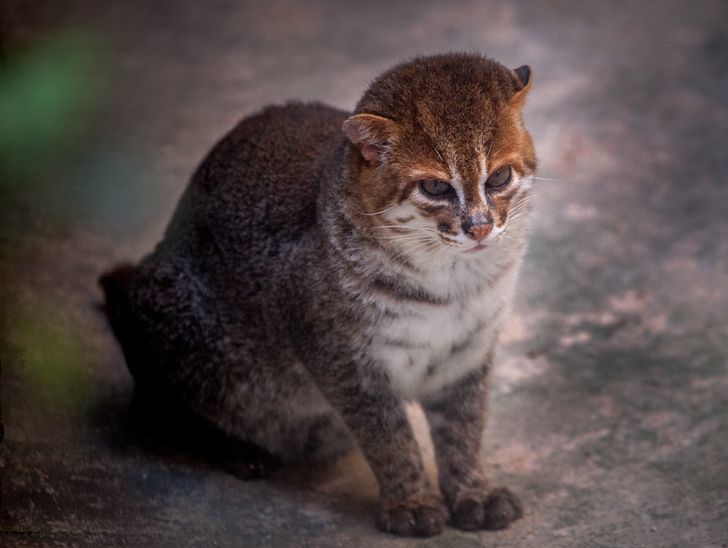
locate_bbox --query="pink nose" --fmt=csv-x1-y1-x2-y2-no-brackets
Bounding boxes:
466,223,493,242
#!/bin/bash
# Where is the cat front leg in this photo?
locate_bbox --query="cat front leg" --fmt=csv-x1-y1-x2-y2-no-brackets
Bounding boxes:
422,364,523,531
312,361,447,537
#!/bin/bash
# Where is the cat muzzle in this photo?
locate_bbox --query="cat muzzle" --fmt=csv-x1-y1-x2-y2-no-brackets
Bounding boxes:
462,219,494,242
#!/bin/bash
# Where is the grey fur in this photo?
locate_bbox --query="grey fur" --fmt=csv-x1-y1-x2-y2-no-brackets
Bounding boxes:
100,53,535,537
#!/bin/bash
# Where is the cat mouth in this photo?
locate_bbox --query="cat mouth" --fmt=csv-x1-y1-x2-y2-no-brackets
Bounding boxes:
464,243,488,253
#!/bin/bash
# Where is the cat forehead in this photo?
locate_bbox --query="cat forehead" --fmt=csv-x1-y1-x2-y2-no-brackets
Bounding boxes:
405,101,510,147
398,114,532,188
355,53,520,118
399,106,524,172
357,56,524,152
346,53,535,180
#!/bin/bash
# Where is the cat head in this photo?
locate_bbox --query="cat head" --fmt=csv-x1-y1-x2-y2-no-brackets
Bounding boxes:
343,53,536,258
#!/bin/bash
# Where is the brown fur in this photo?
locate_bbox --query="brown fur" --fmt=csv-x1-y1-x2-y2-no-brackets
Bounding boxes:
344,53,535,238
100,53,535,538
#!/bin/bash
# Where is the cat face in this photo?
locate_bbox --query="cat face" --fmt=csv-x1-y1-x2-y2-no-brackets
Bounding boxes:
344,54,536,257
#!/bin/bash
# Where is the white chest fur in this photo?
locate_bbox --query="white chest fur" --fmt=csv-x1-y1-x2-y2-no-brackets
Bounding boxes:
371,247,523,399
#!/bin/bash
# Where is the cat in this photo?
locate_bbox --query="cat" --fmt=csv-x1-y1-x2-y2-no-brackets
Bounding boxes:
100,52,536,537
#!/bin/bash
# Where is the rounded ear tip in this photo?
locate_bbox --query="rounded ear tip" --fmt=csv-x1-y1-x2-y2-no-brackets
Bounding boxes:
341,117,359,141
342,114,372,138
513,65,531,89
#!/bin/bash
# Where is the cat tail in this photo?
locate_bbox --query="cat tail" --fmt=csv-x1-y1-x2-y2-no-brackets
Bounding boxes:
99,263,137,340
98,263,144,382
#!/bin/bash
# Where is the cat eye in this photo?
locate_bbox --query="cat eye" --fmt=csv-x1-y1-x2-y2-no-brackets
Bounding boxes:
485,166,512,189
419,179,454,198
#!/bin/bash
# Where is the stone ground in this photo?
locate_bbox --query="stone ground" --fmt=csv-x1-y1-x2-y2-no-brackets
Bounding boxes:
2,0,728,546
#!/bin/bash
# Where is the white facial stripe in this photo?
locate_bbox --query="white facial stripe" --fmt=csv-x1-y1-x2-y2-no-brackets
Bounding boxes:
489,171,525,229
407,168,450,181
382,200,422,224
441,144,466,207
476,152,489,204
449,167,466,206
410,188,448,210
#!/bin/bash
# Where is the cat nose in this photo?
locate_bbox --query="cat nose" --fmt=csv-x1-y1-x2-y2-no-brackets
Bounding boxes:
463,220,493,242
466,223,493,242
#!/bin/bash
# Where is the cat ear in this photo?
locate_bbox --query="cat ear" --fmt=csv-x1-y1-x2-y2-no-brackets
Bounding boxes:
342,114,398,165
511,65,532,107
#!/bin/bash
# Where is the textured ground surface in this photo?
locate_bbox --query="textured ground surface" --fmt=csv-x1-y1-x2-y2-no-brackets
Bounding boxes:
2,1,728,546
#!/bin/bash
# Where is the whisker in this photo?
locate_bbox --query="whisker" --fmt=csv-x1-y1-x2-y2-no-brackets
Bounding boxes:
424,246,445,262
509,197,533,214
508,204,531,217
508,210,529,221
420,239,445,258
510,198,531,209
533,176,563,182
372,234,436,243
510,200,532,213
354,204,397,216
432,146,445,165
507,213,528,223
433,240,453,253
429,241,453,262
389,239,435,262
366,225,439,234
407,239,438,251
511,193,533,204
367,224,436,230
488,145,504,161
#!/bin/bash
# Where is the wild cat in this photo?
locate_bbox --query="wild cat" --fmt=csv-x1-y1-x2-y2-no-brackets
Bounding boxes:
100,53,536,537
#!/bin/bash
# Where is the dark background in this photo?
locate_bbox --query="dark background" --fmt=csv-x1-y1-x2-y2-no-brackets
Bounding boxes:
1,1,727,545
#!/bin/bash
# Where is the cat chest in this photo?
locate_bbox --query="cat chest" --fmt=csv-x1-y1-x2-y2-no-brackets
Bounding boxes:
371,289,508,399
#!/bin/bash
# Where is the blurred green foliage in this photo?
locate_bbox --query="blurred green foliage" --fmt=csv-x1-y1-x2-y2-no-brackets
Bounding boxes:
1,30,165,410
0,32,99,186
1,32,102,409
4,305,91,409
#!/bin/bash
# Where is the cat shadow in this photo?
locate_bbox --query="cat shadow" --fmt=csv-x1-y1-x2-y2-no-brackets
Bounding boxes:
90,385,377,521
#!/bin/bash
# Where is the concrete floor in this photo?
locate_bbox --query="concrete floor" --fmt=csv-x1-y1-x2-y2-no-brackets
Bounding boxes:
2,0,728,546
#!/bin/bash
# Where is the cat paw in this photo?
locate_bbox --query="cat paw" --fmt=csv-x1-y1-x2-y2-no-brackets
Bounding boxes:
376,495,447,537
450,487,523,531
